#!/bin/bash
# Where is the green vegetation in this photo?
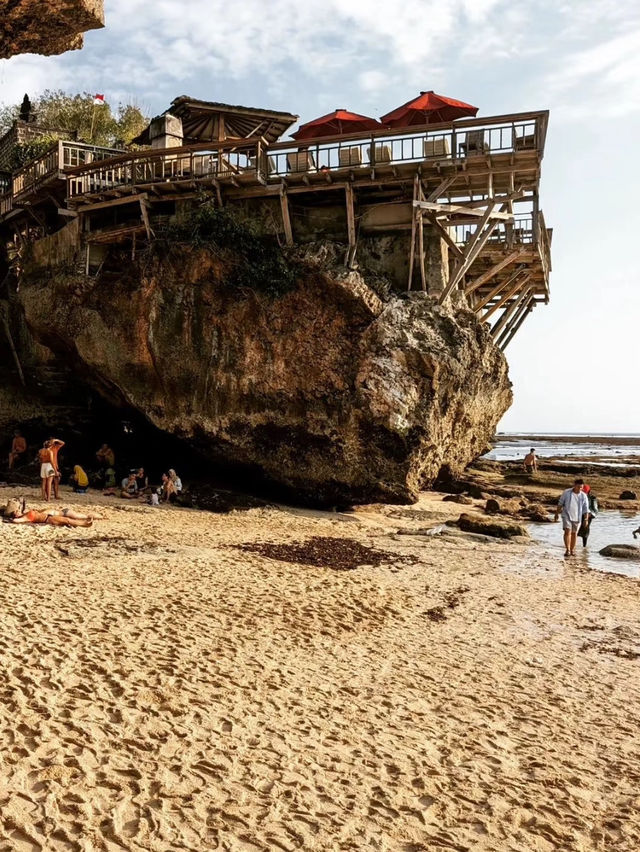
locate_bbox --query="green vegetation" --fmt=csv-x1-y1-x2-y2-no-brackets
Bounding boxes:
0,90,148,148
158,202,297,298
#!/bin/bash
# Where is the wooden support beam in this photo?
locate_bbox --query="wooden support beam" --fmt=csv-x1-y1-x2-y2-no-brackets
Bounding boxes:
213,180,223,208
472,267,526,314
139,197,154,240
76,192,148,213
418,210,426,291
426,175,456,203
413,200,514,221
500,300,534,350
1,311,25,386
491,285,531,339
279,188,293,246
496,294,533,348
424,212,463,258
345,184,356,247
465,248,528,294
482,274,530,324
440,201,499,302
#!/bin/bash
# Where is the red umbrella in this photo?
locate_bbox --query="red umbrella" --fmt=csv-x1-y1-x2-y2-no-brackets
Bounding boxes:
381,91,478,128
292,109,382,140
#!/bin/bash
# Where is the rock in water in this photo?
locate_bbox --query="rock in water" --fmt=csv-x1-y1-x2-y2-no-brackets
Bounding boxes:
18,246,512,504
599,545,640,560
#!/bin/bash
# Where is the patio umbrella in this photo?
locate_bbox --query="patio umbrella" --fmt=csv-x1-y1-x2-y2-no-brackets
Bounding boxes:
291,109,382,140
381,91,478,128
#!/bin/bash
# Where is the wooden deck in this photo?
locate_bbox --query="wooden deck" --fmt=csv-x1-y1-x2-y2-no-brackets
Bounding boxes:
0,111,551,348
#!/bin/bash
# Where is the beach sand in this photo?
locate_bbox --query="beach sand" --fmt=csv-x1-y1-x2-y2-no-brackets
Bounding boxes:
1,487,640,850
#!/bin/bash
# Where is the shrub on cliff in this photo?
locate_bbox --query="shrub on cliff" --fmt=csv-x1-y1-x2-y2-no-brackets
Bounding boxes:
156,202,297,298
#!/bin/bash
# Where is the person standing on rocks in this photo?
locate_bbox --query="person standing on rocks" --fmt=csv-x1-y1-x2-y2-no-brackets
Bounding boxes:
554,479,590,557
523,448,537,474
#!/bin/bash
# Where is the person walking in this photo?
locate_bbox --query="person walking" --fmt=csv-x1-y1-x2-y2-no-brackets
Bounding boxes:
554,479,590,557
578,484,599,547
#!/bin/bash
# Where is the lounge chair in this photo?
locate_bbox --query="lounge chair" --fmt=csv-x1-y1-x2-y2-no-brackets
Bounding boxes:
287,151,316,173
459,130,488,156
423,137,450,158
338,146,362,168
367,143,392,166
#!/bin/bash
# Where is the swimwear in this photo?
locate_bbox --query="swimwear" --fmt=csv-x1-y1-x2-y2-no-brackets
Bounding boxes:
40,463,55,478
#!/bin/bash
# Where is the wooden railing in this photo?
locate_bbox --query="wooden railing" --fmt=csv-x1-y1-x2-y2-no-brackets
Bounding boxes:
12,140,122,202
265,112,546,177
63,110,548,200
66,139,262,199
0,191,12,217
537,209,552,284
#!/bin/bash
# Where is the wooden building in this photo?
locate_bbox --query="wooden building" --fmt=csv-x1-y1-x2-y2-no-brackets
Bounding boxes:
0,101,551,351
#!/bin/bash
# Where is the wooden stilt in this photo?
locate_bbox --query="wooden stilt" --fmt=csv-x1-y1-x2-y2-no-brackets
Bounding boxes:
465,248,528,295
345,183,357,267
491,284,531,338
279,188,293,246
482,274,530,323
499,300,534,350
473,267,525,314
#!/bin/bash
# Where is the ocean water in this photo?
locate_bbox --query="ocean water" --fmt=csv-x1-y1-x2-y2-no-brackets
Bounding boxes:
487,434,640,576
529,510,640,577
485,434,640,464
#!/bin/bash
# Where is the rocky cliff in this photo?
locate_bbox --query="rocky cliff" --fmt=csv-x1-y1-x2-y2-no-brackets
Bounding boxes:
16,236,512,505
0,0,104,59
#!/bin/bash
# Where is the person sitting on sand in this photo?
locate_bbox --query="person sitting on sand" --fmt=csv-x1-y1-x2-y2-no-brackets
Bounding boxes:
38,440,56,502
578,484,598,548
159,472,176,503
96,443,115,468
168,468,182,495
523,448,537,474
554,479,590,557
134,467,149,494
70,464,89,493
120,471,138,499
8,430,27,469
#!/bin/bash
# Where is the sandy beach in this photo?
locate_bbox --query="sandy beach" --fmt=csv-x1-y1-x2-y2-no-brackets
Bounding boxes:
1,487,640,851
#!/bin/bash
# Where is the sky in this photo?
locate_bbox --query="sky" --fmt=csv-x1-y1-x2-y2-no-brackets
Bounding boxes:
1,0,639,433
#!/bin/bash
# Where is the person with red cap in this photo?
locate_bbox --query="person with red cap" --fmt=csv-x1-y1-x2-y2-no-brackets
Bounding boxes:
578,484,598,547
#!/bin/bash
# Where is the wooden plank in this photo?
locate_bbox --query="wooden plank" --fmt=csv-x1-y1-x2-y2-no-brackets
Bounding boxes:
426,175,456,202
279,189,293,246
465,248,528,294
413,199,514,221
496,294,532,347
75,192,147,213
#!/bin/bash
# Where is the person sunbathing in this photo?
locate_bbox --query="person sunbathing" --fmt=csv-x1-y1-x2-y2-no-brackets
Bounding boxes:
6,505,102,527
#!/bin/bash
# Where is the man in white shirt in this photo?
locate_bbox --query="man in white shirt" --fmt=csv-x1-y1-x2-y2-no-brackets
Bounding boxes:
554,479,590,557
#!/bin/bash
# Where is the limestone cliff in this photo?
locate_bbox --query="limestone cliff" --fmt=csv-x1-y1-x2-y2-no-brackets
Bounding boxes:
17,242,512,504
0,0,104,59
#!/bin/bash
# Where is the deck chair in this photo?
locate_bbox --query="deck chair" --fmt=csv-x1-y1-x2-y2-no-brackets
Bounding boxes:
367,143,392,166
423,137,450,158
460,130,488,156
338,146,362,168
514,133,536,150
287,151,316,173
